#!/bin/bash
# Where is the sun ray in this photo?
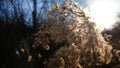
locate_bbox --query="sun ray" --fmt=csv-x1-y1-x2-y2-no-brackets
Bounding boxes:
89,0,118,29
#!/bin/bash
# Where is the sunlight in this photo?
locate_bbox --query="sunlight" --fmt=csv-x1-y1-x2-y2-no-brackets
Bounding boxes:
89,0,118,29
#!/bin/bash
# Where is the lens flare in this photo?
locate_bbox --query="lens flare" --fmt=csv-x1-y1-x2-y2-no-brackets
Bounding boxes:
89,0,118,29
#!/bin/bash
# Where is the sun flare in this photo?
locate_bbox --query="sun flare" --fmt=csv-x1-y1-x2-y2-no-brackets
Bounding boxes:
89,0,118,29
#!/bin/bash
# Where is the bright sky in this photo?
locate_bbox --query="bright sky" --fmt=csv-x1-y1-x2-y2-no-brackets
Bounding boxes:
1,0,119,28
84,0,120,30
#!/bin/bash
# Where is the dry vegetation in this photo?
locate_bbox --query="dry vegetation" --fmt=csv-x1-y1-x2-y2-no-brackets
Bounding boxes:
32,0,120,68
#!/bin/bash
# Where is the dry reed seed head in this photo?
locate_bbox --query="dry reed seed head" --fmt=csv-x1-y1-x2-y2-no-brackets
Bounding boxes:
43,61,48,65
114,49,120,57
71,42,75,46
89,22,96,27
62,4,68,10
76,63,83,68
63,10,68,16
33,41,40,46
59,57,65,68
38,53,42,59
98,56,105,63
112,49,120,62
53,57,65,68
53,3,60,10
118,41,120,43
20,48,25,52
43,45,50,51
34,37,39,41
105,55,113,64
107,35,112,40
27,55,32,62
32,45,35,48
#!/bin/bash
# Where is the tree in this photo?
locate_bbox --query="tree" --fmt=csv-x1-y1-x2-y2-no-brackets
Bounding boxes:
32,0,37,30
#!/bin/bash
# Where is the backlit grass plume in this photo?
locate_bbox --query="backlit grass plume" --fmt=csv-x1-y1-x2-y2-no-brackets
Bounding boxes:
32,0,113,68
